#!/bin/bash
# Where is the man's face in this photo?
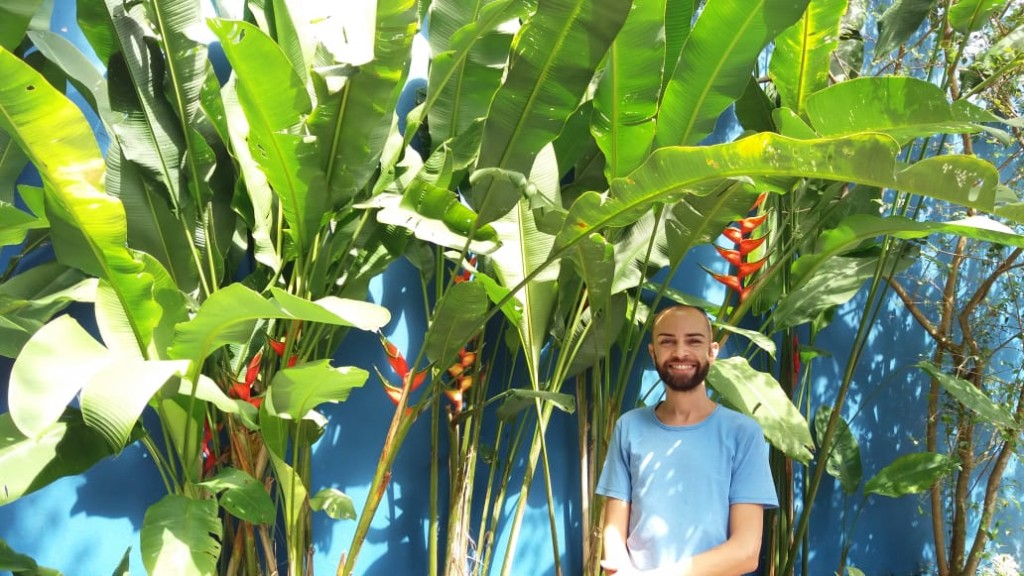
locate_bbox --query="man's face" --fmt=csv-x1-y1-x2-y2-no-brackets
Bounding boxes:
648,308,718,393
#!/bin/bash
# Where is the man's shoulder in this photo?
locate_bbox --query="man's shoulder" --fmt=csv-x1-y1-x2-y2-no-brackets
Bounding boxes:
714,405,765,434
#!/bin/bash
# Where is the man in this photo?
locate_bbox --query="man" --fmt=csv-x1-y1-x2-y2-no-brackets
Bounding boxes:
597,305,778,575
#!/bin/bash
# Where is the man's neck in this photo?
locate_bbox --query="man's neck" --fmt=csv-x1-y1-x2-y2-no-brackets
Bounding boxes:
655,385,716,426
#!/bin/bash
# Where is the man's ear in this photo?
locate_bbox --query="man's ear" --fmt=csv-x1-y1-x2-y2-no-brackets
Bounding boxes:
648,342,655,363
710,341,720,360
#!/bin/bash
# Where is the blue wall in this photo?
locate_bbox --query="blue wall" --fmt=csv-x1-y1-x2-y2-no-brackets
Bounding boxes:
2,3,1022,576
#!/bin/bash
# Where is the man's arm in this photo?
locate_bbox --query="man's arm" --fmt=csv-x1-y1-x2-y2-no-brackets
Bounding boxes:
601,497,633,574
639,503,765,576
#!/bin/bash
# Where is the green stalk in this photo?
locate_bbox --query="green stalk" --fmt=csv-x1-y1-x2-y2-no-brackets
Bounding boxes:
429,395,440,576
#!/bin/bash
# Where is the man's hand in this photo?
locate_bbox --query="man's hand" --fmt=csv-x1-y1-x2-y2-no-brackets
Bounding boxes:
600,558,638,575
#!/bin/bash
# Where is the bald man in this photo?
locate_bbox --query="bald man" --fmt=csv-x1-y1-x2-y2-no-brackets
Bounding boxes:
597,306,778,576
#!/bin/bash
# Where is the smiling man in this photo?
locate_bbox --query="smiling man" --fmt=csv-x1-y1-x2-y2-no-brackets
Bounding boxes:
597,305,778,576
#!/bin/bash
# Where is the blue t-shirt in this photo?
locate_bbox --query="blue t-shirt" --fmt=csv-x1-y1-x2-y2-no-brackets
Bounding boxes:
596,404,778,570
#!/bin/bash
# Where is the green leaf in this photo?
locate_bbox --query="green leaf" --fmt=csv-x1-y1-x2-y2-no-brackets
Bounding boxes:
655,0,810,146
0,0,43,51
0,197,48,247
9,315,108,437
497,389,576,422
424,280,489,366
0,46,161,352
707,357,814,463
996,201,1024,225
0,410,119,505
806,76,1012,144
268,288,392,332
788,215,1024,298
426,0,519,146
80,359,188,452
310,0,417,209
734,76,777,134
769,0,848,116
917,361,1019,430
0,262,94,358
198,467,276,524
310,488,357,520
556,132,998,256
269,360,369,420
363,188,500,254
610,211,671,295
874,0,936,58
714,323,777,359
472,0,629,224
814,406,862,494
489,146,561,378
773,255,883,331
591,0,666,179
948,0,1003,34
111,547,130,576
169,284,391,364
140,495,222,576
210,18,323,256
565,294,627,377
0,129,28,204
865,452,957,498
267,451,307,541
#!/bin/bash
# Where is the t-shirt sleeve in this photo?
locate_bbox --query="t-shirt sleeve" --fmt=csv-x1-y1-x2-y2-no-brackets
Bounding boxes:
729,419,779,509
596,418,631,502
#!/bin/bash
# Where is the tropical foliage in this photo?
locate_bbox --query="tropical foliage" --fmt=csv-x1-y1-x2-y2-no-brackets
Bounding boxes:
0,0,1021,575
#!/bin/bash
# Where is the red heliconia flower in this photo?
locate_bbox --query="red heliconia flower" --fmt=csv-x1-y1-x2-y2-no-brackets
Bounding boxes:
453,256,478,284
444,389,464,413
792,334,801,376
380,337,426,390
736,236,767,256
722,226,744,244
714,245,743,267
710,272,744,294
201,422,216,476
738,213,768,235
736,258,767,278
245,351,262,387
750,192,768,211
269,338,286,357
287,355,298,368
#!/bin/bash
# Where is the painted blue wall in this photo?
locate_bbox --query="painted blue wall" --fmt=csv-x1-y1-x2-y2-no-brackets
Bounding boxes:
2,3,1022,576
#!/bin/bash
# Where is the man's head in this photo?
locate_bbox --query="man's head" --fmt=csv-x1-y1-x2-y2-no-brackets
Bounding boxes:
648,305,719,393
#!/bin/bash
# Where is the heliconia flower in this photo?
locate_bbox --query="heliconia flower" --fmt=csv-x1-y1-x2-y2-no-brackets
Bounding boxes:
382,382,404,406
750,192,768,210
445,389,464,413
459,351,476,367
457,375,473,392
287,355,298,368
792,334,801,376
245,351,262,387
722,226,744,244
269,338,286,357
714,245,743,267
709,271,744,294
453,256,478,284
736,258,767,278
380,336,426,390
736,235,767,256
738,213,768,235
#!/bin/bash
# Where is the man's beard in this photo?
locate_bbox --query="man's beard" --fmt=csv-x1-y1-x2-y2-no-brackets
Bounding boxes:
657,359,710,393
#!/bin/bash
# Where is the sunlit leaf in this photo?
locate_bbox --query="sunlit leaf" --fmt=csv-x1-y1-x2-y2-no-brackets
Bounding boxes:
708,357,814,463
874,0,936,58
948,0,1003,34
198,467,276,524
0,410,119,506
917,361,1019,430
865,452,957,498
140,495,221,575
656,0,810,146
814,406,862,494
424,280,488,367
269,360,368,420
497,389,576,421
472,0,629,224
310,488,357,520
769,0,847,116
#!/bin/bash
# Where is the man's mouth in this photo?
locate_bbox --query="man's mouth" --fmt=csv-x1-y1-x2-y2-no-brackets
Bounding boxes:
666,362,697,373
